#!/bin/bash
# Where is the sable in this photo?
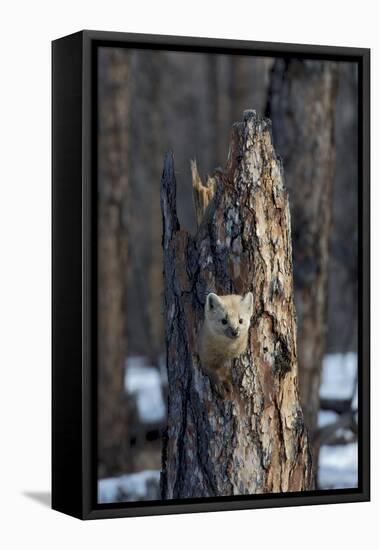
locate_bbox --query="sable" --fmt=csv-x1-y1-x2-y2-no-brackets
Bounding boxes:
199,292,253,397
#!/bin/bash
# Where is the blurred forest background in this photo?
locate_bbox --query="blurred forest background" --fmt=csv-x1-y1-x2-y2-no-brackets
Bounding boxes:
97,46,358,503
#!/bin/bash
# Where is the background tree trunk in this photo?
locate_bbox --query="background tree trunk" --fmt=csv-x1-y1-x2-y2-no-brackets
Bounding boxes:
160,110,312,499
266,60,339,461
327,63,359,354
127,50,164,365
98,48,130,478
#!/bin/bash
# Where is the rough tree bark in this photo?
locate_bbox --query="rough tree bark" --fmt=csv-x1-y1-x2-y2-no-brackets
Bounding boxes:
160,110,312,499
266,60,339,449
98,48,130,477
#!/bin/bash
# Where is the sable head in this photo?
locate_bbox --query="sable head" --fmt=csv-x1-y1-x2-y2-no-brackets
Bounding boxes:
205,292,253,340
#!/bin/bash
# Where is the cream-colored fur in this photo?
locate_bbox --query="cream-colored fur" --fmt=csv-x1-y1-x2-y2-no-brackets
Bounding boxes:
199,292,253,395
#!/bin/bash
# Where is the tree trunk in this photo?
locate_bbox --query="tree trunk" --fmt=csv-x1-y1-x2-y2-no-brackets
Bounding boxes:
160,110,312,499
327,62,358,354
127,50,164,364
266,61,339,456
98,48,130,478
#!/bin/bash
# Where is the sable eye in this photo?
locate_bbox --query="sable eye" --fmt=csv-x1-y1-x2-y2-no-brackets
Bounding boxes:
221,319,227,325
239,319,243,324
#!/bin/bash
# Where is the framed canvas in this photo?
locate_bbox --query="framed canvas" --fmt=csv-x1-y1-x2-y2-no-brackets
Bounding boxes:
52,30,370,519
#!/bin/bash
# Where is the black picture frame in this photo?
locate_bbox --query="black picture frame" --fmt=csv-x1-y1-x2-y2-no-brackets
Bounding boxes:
52,30,370,520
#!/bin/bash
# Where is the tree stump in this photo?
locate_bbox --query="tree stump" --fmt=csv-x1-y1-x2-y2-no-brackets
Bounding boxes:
160,110,312,499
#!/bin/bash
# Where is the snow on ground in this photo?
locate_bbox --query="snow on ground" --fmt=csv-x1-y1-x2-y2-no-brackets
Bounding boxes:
319,352,357,403
98,470,160,503
317,409,339,428
99,353,359,502
317,353,358,490
318,443,358,489
125,356,166,423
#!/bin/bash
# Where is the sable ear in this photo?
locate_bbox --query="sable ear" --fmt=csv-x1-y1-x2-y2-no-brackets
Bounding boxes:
206,293,222,311
242,292,253,315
